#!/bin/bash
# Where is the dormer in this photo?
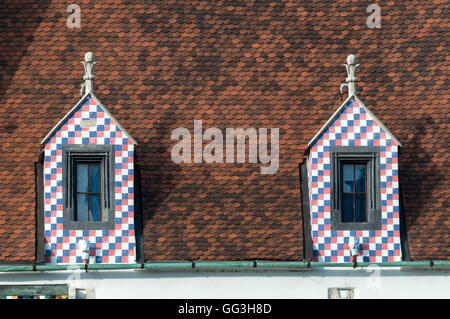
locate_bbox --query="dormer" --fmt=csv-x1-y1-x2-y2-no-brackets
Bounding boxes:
302,55,404,263
40,52,137,264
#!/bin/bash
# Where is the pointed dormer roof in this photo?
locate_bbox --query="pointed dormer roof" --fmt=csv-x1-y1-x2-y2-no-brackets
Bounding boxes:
306,54,401,150
41,52,137,145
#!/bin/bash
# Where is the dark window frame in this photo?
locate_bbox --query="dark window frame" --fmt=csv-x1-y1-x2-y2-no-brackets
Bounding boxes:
330,146,381,230
75,162,102,222
62,144,115,230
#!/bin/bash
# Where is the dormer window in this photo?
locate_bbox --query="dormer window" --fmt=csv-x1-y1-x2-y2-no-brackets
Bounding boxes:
76,162,102,222
302,54,404,263
330,146,381,230
62,145,115,229
342,163,367,222
40,52,138,264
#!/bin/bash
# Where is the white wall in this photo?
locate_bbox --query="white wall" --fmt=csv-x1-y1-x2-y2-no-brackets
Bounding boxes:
0,268,448,299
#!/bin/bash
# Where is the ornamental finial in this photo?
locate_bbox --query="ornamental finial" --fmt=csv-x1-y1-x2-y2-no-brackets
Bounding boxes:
339,54,360,97
80,52,97,96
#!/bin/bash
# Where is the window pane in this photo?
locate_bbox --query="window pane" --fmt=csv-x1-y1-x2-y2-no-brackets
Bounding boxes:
89,194,101,221
76,194,88,221
355,193,366,222
355,164,366,193
342,164,354,192
89,164,100,193
76,164,88,193
342,193,354,222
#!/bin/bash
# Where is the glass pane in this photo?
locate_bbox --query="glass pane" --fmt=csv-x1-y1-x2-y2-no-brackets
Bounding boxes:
342,164,354,192
342,193,354,222
76,164,88,192
89,194,101,221
355,164,366,193
355,193,366,222
89,164,100,193
76,194,88,221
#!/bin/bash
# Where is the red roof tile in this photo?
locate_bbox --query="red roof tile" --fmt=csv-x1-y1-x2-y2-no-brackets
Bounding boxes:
0,0,448,262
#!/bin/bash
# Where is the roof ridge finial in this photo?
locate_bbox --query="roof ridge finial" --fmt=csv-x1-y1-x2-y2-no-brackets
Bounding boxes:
339,54,360,97
80,52,97,96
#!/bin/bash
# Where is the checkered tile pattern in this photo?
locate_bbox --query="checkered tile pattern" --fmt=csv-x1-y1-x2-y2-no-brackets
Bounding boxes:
43,96,136,264
308,98,402,263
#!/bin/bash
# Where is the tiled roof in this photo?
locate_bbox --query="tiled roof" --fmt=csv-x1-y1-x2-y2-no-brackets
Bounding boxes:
0,0,448,262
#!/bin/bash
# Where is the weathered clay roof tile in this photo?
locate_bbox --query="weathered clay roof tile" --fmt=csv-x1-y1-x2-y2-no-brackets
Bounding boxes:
0,0,448,262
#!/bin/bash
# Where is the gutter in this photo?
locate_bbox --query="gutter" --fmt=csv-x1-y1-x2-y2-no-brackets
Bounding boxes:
0,260,448,273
